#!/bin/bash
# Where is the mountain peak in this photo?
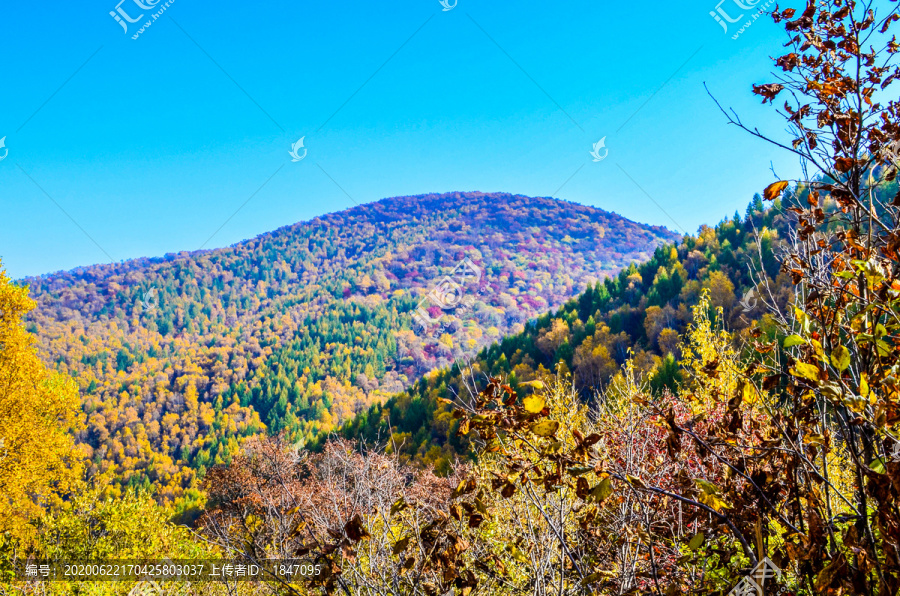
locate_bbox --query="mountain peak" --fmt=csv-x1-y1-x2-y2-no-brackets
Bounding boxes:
23,191,678,499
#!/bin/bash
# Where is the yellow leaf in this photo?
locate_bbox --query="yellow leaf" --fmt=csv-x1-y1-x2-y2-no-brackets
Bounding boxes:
764,180,789,201
741,381,757,405
522,395,546,414
831,345,851,371
783,334,805,348
626,475,647,489
529,420,560,437
791,362,821,382
591,477,613,503
699,493,732,511
695,479,720,496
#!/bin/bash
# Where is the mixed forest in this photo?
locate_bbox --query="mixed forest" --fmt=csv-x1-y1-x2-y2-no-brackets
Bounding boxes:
20,192,675,503
336,193,794,473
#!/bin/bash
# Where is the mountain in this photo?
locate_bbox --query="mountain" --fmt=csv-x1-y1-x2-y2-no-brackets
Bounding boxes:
336,193,794,473
21,191,678,501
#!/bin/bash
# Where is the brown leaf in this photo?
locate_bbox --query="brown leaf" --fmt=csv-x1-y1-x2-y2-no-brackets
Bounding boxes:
582,433,601,447
575,477,590,500
776,53,800,72
393,536,410,555
753,83,785,104
814,554,847,592
343,514,370,542
834,157,854,173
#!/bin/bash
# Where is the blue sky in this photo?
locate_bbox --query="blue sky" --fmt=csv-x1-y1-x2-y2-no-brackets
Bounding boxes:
0,0,795,279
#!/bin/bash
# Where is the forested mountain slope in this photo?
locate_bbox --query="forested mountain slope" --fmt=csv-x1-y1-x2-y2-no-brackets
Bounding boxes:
21,191,676,500
337,194,797,472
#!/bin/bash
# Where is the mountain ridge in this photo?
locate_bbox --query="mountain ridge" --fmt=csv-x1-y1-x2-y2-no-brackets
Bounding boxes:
19,191,678,502
19,192,677,282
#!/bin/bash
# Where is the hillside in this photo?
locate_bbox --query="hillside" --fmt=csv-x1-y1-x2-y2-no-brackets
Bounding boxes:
21,191,677,500
337,193,796,472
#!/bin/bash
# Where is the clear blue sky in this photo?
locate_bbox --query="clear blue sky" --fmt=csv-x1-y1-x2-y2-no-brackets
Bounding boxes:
0,0,796,279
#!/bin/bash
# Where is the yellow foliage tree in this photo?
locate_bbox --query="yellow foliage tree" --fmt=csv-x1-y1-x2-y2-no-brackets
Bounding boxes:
678,291,742,415
0,262,84,545
38,485,213,561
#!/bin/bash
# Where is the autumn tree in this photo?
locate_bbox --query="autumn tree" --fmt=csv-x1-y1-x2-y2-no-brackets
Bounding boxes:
710,0,900,592
201,435,473,595
0,261,84,550
439,294,801,594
